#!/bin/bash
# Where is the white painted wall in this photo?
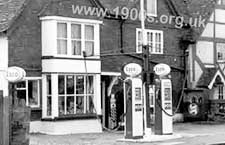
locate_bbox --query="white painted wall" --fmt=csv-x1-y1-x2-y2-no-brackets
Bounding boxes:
216,24,225,38
42,20,57,56
0,37,8,97
194,61,203,87
30,119,102,135
42,59,101,73
216,9,225,23
196,41,214,64
201,23,214,37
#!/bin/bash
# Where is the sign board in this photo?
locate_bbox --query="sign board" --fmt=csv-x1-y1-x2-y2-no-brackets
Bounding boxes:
123,63,142,77
5,67,26,82
153,63,171,76
188,103,199,116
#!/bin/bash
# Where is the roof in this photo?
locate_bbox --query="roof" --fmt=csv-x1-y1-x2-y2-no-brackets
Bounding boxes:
172,0,216,41
197,68,217,88
0,0,217,34
196,67,225,89
0,0,28,32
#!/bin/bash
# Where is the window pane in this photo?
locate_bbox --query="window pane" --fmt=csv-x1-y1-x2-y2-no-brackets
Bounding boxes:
16,81,26,88
58,75,65,95
76,96,84,114
17,90,26,102
155,33,162,53
59,96,65,116
85,41,94,56
57,23,67,38
85,25,94,40
217,43,225,61
71,24,81,39
87,95,95,113
72,40,81,55
147,32,153,52
86,76,94,94
47,75,51,95
57,40,67,55
47,96,52,116
138,31,142,41
28,80,39,106
146,0,157,15
67,75,74,94
76,76,84,94
67,96,74,114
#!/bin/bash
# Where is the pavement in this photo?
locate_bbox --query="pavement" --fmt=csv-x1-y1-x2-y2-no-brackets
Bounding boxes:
30,122,225,145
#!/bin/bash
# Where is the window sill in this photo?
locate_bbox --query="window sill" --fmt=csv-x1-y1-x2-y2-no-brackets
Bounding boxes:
41,114,101,121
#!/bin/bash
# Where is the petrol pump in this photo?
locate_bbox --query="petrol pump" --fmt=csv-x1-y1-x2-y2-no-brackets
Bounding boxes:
123,63,144,139
154,64,173,135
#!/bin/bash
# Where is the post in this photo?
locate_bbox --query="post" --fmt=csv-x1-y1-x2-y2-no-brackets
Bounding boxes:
143,45,151,135
140,0,151,136
0,91,3,145
0,90,10,145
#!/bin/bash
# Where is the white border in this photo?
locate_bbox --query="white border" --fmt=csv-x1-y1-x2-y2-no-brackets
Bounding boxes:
40,16,103,24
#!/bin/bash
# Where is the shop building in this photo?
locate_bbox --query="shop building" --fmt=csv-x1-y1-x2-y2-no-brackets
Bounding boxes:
0,0,194,134
174,0,225,120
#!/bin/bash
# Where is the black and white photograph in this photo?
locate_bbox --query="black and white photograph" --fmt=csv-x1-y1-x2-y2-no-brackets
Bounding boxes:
0,0,225,144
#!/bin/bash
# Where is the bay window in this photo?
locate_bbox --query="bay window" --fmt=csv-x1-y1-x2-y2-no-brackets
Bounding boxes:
16,79,41,108
57,22,95,57
136,29,163,54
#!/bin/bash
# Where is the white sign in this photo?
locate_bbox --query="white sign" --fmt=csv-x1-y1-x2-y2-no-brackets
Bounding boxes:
188,103,199,116
123,63,142,77
5,66,26,82
153,63,171,76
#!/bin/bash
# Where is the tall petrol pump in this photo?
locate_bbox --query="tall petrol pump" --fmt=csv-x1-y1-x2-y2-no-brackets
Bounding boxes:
123,63,144,139
153,63,173,135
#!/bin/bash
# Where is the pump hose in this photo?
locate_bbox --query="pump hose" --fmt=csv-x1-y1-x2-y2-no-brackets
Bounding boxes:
156,71,188,117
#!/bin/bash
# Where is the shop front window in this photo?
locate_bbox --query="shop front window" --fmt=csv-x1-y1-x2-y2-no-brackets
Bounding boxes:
58,75,94,116
47,75,52,116
16,79,40,108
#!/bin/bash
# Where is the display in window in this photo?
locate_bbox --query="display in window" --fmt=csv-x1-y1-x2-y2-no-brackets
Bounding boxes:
86,76,94,94
76,76,84,94
58,75,65,94
16,80,40,107
17,90,26,102
59,96,65,116
28,80,39,106
76,96,84,114
47,96,52,116
87,95,95,113
47,75,52,95
67,75,74,94
67,96,74,114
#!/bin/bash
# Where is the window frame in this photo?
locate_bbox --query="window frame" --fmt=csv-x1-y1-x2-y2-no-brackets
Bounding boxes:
145,0,157,17
15,77,41,108
56,21,96,57
216,43,225,62
57,74,95,116
136,28,163,54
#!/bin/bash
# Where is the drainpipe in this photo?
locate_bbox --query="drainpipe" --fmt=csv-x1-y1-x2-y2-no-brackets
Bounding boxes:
120,19,125,53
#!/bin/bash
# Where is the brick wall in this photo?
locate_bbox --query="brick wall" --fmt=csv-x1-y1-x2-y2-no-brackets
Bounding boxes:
7,0,187,109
